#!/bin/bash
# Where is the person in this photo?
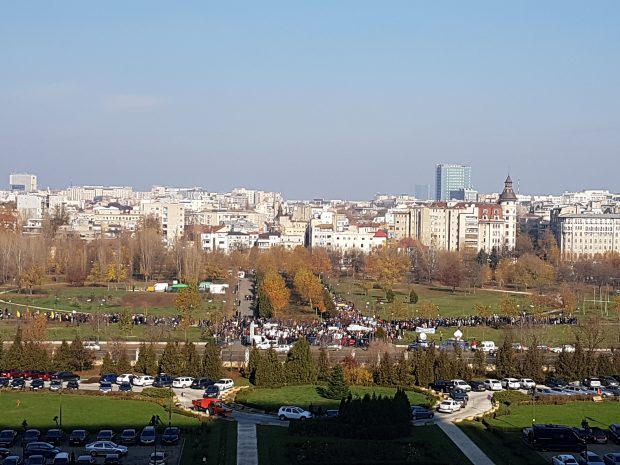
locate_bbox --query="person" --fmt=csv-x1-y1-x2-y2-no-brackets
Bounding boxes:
70,452,75,465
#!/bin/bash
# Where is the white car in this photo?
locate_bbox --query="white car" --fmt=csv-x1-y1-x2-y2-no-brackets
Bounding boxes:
551,345,576,353
484,379,502,391
552,455,578,465
116,374,134,385
274,344,292,353
500,378,520,390
133,375,154,386
83,342,101,351
519,378,536,389
278,406,312,421
149,452,168,465
452,379,471,392
437,400,461,413
213,378,234,391
172,377,194,388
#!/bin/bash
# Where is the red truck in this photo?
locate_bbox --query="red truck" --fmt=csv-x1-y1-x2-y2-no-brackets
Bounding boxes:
191,398,233,417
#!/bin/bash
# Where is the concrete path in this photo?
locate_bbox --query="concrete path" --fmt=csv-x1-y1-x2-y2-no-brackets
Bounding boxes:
236,422,258,465
237,277,254,319
436,421,495,465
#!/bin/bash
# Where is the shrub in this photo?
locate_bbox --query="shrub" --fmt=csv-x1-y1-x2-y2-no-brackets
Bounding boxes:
141,387,175,399
493,391,529,406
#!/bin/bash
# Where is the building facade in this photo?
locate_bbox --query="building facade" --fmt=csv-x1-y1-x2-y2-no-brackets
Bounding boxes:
10,173,37,192
435,164,472,201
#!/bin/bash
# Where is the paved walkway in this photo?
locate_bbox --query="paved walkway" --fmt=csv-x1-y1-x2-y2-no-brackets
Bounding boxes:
437,421,495,465
236,422,258,465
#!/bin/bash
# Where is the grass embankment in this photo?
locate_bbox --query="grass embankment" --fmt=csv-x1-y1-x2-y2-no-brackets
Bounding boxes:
180,420,236,465
460,400,620,465
235,384,430,413
257,424,473,465
0,392,200,429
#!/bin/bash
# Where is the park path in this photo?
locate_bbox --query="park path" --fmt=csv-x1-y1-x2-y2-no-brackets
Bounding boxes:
436,421,495,465
236,423,258,465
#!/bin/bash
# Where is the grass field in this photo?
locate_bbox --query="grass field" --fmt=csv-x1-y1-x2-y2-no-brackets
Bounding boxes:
257,424,473,465
0,392,201,429
235,384,431,413
180,420,237,465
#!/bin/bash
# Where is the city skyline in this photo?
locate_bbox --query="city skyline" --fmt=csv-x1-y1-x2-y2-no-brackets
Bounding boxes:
2,1,619,198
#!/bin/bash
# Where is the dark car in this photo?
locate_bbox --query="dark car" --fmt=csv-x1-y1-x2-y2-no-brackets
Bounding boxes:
190,378,214,390
325,409,339,418
604,453,620,465
69,430,88,446
100,374,118,384
411,405,434,420
76,456,96,465
429,380,455,393
49,380,63,392
26,455,45,465
608,424,620,443
23,442,61,458
21,430,41,446
601,376,620,388
449,389,469,408
139,426,156,445
118,430,137,446
0,448,12,459
3,457,22,465
0,430,17,447
103,455,121,465
160,427,179,445
66,380,79,390
10,378,26,390
524,424,586,452
30,379,45,391
118,383,132,393
0,377,9,387
96,430,115,442
203,385,220,398
468,380,487,392
545,377,567,388
52,372,79,382
44,430,65,446
153,375,173,388
574,427,608,444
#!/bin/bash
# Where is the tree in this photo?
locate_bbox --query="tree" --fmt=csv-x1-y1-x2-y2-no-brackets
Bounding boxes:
500,297,520,318
116,349,132,374
374,352,394,386
366,247,410,292
473,350,487,377
19,265,45,294
4,327,24,369
256,288,274,318
495,337,516,378
176,286,202,340
159,341,182,376
254,348,283,387
437,252,465,292
23,313,48,342
317,347,330,382
260,271,290,318
246,347,261,384
417,301,439,320
284,338,317,384
118,309,133,336
409,289,418,304
69,335,94,371
559,284,578,313
100,352,116,375
294,268,324,314
321,365,350,400
135,343,158,376
520,338,544,382
201,343,223,380
53,340,72,371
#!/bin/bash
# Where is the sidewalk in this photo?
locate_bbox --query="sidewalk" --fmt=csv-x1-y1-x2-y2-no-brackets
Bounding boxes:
437,421,495,465
236,422,258,465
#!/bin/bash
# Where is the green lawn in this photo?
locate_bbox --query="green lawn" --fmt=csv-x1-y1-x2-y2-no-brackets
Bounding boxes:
235,384,431,413
181,420,236,465
257,424,473,465
0,392,201,429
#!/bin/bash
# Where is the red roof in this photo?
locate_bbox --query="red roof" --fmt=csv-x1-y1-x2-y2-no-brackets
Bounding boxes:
373,230,388,238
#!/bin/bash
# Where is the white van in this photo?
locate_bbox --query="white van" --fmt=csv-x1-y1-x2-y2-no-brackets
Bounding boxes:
479,341,496,353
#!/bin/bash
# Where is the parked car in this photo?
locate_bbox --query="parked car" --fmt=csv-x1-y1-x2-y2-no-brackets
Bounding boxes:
118,382,132,392
500,378,520,390
10,378,26,390
23,443,61,459
437,400,461,413
546,377,568,388
69,430,88,447
468,380,486,392
172,377,194,388
2,457,22,465
30,379,45,391
190,378,214,390
429,380,455,393
573,427,608,444
203,385,220,398
49,380,63,392
99,374,117,384
584,378,602,388
213,379,234,391
52,372,79,382
411,405,434,420
103,454,121,465
451,379,471,392
132,376,154,387
160,427,180,446
21,430,41,446
83,342,101,351
552,455,579,465
563,386,588,396
577,451,605,465
96,431,115,442
603,453,620,465
84,442,128,457
274,344,292,353
0,449,11,460
26,455,46,465
116,374,134,385
99,382,113,394
0,377,10,387
601,376,619,388
325,409,339,418
149,452,167,465
75,456,96,465
533,386,556,398
484,379,502,391
118,430,137,446
66,380,79,390
519,378,536,389
449,389,469,408
608,424,620,443
153,375,173,388
0,430,17,447
140,426,156,446
44,430,65,446
52,452,70,465
278,406,312,421
523,424,585,451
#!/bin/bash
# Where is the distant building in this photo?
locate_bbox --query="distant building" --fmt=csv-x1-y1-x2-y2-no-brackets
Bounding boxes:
435,164,472,201
452,188,478,202
10,173,37,192
414,184,430,201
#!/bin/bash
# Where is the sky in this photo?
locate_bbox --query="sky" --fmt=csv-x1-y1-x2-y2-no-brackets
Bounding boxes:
1,1,619,199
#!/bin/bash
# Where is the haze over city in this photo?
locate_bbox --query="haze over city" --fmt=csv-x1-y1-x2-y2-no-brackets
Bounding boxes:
2,1,619,198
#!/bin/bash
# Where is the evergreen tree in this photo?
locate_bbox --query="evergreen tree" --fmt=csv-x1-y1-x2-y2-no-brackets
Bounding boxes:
409,289,419,304
22,342,50,370
596,353,614,376
495,337,516,378
393,353,411,387
5,327,24,369
135,342,148,374
0,338,3,367
322,365,350,400
99,352,116,375
284,338,317,384
412,347,435,387
201,343,223,380
135,343,158,376
473,349,487,377
116,349,132,374
555,349,574,380
433,350,455,381
181,342,201,377
322,289,337,318
69,335,94,371
254,348,283,387
374,352,394,386
159,341,182,376
256,288,273,318
317,347,330,382
521,338,543,382
53,340,73,371
247,347,261,384
572,338,588,380
385,288,395,304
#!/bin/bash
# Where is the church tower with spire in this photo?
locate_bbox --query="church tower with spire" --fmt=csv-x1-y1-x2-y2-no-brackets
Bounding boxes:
498,175,517,250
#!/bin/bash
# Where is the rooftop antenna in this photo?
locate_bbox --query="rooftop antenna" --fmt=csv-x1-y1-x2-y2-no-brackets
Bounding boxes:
517,178,521,195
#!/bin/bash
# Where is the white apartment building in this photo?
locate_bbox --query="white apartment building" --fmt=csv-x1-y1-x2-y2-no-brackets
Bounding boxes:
10,173,37,192
142,201,185,245
308,221,387,252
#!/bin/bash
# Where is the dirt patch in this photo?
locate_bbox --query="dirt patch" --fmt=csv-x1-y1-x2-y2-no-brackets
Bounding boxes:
121,292,176,309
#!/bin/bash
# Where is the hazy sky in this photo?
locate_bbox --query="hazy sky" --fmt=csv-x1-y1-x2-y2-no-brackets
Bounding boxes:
1,1,619,199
